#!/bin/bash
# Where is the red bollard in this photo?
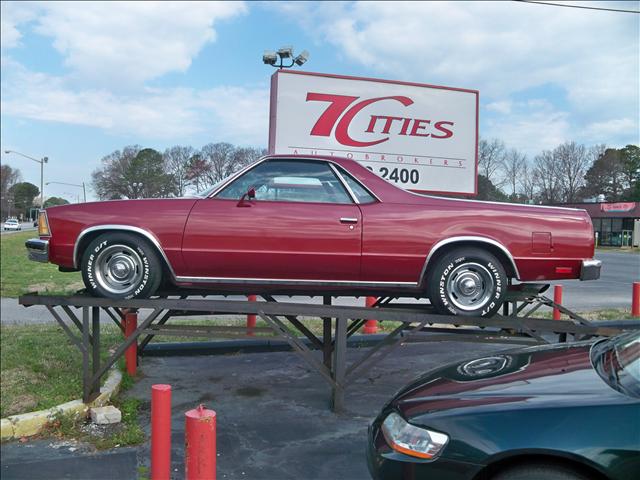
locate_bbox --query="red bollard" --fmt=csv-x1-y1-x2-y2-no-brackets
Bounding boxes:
124,310,138,376
632,282,640,318
363,296,379,334
151,384,172,480
185,405,216,480
246,294,257,336
553,285,563,321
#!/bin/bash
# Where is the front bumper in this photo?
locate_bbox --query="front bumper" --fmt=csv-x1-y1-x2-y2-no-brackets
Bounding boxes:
25,238,49,263
580,259,601,281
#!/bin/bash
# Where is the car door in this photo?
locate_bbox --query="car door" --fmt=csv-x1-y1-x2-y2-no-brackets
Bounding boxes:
181,159,362,281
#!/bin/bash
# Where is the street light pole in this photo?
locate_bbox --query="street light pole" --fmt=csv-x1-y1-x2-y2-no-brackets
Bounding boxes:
46,181,87,202
4,150,49,209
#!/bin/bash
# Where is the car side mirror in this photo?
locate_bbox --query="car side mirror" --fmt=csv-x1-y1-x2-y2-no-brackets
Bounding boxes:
237,187,256,207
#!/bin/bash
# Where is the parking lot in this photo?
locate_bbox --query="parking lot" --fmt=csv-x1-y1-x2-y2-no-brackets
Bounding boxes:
2,340,510,479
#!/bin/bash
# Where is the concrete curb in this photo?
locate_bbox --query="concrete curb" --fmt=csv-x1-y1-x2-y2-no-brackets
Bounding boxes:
1,369,122,442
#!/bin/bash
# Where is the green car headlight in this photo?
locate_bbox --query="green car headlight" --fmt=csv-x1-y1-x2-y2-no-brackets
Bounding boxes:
381,412,449,460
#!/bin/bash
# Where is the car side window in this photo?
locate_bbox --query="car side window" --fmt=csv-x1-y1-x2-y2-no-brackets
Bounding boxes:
215,160,353,204
336,167,377,204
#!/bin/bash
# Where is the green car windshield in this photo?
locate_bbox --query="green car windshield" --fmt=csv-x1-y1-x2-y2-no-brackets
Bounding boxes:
591,331,640,399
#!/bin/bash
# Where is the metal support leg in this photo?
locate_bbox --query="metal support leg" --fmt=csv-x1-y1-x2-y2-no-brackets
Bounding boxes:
82,307,91,403
322,296,332,370
331,317,347,413
91,306,101,399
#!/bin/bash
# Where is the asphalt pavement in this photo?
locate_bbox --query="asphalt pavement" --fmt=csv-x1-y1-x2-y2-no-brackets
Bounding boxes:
1,340,511,480
1,250,637,325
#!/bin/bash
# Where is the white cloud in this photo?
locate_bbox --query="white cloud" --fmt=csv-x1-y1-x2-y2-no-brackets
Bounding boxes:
0,1,39,50
280,1,639,147
1,62,269,145
583,118,639,145
483,99,571,156
485,101,512,115
1,1,268,146
3,1,247,85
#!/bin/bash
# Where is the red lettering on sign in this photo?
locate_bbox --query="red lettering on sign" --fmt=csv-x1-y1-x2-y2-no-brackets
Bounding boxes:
410,119,431,137
306,93,359,137
432,121,454,139
306,92,455,147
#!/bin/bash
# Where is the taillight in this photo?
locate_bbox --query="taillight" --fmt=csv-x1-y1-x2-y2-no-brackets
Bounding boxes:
38,211,50,236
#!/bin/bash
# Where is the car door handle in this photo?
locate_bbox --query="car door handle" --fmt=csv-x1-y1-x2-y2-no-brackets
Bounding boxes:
339,217,358,224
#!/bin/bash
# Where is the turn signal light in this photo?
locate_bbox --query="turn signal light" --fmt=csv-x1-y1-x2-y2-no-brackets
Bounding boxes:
38,211,50,236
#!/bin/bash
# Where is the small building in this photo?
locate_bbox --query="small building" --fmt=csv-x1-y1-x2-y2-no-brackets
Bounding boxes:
558,202,639,248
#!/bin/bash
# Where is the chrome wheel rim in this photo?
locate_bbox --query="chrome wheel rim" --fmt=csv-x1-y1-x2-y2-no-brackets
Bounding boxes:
94,244,144,295
445,262,495,311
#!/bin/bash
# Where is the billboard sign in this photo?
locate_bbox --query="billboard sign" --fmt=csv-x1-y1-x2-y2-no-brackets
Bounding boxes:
268,70,479,195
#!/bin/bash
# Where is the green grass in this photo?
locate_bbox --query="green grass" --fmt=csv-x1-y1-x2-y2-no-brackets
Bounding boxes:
1,321,145,447
0,323,123,417
0,231,83,297
44,386,145,450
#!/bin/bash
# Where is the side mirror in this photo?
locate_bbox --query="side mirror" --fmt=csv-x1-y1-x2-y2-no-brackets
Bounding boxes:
237,187,256,207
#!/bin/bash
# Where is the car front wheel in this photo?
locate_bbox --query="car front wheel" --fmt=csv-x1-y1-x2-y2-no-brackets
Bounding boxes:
81,232,162,299
427,247,507,317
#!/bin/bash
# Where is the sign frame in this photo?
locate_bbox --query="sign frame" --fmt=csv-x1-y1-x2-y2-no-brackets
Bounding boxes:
268,70,479,196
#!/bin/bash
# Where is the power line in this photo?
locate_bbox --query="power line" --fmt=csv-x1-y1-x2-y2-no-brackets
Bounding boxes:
513,0,640,14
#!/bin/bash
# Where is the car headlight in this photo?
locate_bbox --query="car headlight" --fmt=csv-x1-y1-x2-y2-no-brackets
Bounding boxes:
381,412,449,460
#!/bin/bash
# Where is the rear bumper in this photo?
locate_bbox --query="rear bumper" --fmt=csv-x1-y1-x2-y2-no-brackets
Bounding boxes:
580,259,601,281
25,238,49,263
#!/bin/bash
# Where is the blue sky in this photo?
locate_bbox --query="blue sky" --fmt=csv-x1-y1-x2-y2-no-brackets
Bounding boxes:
1,1,638,201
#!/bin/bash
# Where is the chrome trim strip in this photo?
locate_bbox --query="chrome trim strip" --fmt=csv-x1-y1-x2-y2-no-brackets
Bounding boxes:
329,163,359,204
174,275,418,288
329,162,381,203
407,190,583,211
73,225,177,278
419,236,521,281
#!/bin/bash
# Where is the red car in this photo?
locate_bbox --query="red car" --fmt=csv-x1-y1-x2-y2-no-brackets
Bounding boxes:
26,155,600,317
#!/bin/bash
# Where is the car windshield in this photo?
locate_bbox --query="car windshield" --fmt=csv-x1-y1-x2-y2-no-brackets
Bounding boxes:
591,331,640,398
197,178,228,198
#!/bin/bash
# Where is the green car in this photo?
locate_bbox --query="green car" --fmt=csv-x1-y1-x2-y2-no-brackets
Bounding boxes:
367,332,639,480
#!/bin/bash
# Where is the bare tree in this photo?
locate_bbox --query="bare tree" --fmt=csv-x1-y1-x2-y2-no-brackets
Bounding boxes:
533,150,561,204
501,148,526,197
478,138,506,185
185,154,208,193
554,141,589,203
200,142,236,186
164,145,195,197
92,146,141,199
231,147,267,170
519,160,537,203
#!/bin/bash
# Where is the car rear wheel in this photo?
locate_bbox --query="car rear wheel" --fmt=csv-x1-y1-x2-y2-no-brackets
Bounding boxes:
427,247,507,317
491,462,592,480
81,232,162,299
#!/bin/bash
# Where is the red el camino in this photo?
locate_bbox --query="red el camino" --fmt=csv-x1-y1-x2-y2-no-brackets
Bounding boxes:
26,155,600,317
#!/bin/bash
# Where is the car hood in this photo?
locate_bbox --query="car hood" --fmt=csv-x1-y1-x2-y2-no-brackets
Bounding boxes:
391,342,631,422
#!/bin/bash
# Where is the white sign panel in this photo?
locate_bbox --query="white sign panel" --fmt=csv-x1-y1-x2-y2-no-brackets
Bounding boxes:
269,70,479,195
